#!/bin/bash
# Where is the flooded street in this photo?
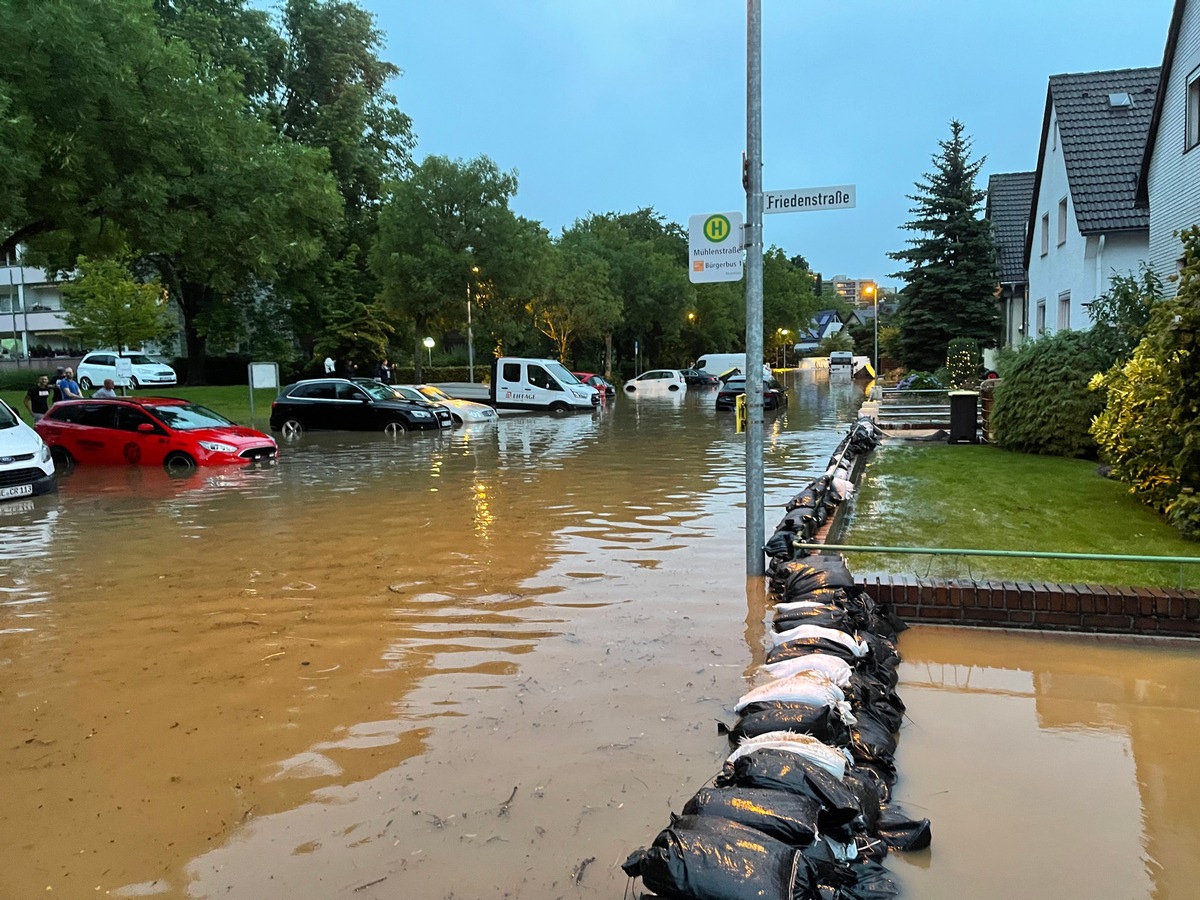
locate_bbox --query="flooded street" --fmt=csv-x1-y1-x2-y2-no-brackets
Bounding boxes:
2,371,1199,899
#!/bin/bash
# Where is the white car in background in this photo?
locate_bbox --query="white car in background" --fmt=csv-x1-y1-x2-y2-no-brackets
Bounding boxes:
77,352,177,389
623,369,687,393
391,384,497,424
0,399,57,499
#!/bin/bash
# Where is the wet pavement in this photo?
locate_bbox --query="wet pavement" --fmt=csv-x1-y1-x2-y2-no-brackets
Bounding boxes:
1,370,1198,899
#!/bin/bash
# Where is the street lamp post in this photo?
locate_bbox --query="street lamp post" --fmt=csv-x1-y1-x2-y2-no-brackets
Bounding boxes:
466,265,479,383
864,285,879,377
779,329,790,369
423,336,434,367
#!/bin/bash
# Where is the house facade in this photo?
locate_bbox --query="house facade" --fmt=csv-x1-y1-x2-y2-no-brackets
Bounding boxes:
1025,67,1159,336
0,250,72,360
1138,0,1200,290
986,171,1036,348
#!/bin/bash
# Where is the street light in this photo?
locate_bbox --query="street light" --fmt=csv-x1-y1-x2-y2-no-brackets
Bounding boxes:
863,285,878,378
467,265,480,383
778,329,790,369
423,336,434,366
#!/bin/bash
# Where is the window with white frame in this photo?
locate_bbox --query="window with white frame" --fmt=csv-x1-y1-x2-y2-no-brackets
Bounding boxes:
1037,299,1046,332
1041,213,1050,256
1058,291,1071,330
1188,66,1200,152
1057,198,1068,245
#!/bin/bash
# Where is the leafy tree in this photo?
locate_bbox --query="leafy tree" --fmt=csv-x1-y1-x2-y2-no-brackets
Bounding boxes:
990,330,1117,458
889,120,999,369
371,156,538,380
1090,227,1200,538
817,330,855,355
60,255,175,353
527,241,620,362
1088,262,1163,360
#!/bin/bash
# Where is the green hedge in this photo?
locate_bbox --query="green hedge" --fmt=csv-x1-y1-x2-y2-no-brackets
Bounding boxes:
0,367,64,390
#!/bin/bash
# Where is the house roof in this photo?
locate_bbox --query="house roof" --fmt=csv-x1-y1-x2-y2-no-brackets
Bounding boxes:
1136,0,1188,206
1024,67,1160,266
986,171,1036,284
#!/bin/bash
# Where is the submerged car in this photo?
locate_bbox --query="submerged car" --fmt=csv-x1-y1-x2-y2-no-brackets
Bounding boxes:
388,384,497,424
36,397,277,474
571,372,616,396
623,369,687,393
0,399,57,498
679,367,720,386
270,378,452,437
76,352,177,389
715,376,788,411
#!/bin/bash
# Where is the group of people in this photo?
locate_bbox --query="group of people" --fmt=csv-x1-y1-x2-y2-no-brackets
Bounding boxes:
323,356,393,384
22,366,117,422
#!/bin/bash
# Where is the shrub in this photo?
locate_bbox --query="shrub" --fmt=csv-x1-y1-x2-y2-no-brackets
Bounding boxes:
1090,227,1200,539
895,370,946,390
990,329,1118,457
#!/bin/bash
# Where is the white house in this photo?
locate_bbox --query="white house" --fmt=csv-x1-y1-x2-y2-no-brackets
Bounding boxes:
1025,67,1159,336
986,171,1036,348
1137,0,1200,291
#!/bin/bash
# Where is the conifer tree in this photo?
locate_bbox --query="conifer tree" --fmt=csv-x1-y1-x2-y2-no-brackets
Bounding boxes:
889,120,999,369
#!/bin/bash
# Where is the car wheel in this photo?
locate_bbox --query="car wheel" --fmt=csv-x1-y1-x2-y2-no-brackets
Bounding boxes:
624,385,636,392
164,452,197,476
451,414,463,425
50,447,75,475
382,420,407,436
79,377,93,390
280,419,304,439
548,401,569,414
668,384,680,391
129,376,140,389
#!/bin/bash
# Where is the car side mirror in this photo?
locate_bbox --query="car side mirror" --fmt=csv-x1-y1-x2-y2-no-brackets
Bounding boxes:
137,423,156,433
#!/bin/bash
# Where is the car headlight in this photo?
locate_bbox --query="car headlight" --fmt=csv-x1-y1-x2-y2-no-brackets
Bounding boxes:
41,442,52,463
571,390,588,400
198,440,237,453
411,410,432,418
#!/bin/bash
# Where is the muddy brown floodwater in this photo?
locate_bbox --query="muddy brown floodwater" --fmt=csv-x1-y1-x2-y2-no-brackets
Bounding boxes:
2,371,1198,900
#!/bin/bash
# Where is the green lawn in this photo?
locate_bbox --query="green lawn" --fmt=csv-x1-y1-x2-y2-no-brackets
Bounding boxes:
2,384,280,430
846,442,1200,588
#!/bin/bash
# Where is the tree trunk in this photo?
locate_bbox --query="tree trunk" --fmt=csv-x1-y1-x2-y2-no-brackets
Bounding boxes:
180,280,209,385
604,334,613,379
413,317,424,382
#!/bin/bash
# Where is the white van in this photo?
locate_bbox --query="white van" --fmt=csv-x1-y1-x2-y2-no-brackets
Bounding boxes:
828,351,854,377
695,353,747,379
489,358,599,412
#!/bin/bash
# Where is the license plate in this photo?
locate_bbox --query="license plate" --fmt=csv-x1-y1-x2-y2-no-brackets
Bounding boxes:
0,483,34,499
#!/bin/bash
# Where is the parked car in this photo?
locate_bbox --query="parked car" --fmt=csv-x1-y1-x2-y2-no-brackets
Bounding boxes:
36,397,277,474
387,384,497,424
490,358,598,412
0,399,57,498
715,376,788,411
571,372,616,396
76,352,177,389
270,378,452,438
623,369,687,393
679,367,719,386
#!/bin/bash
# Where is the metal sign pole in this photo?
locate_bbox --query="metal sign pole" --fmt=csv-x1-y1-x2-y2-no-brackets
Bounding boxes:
745,0,765,576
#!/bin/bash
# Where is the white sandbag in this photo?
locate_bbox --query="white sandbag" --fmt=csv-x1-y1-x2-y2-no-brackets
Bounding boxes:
774,599,827,614
768,623,868,658
735,672,857,725
759,654,853,687
726,731,852,780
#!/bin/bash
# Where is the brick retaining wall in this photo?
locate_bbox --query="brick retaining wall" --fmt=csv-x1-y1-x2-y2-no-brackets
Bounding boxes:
856,575,1200,638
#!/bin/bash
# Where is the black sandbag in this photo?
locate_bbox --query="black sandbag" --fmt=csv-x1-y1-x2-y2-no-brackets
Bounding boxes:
768,559,847,595
621,813,820,900
828,860,902,900
847,708,899,781
774,604,855,634
763,529,796,561
785,484,825,512
876,804,932,851
714,749,861,834
772,587,848,609
683,786,822,847
766,637,862,666
719,700,850,745
776,508,816,537
840,768,883,832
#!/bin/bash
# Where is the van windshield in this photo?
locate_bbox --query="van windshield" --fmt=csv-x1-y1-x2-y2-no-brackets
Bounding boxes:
545,362,580,385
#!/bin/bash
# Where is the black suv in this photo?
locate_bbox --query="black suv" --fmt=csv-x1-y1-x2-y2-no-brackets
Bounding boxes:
270,379,453,437
715,376,788,411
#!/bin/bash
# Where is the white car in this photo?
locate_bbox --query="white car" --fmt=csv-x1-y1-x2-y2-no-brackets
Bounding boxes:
623,369,687,393
392,384,497,424
0,400,57,499
77,352,177,390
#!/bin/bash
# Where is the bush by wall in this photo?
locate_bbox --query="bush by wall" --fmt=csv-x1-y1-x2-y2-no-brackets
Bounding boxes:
990,329,1117,458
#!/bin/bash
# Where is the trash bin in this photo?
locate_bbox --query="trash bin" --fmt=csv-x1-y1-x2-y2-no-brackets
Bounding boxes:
948,390,979,444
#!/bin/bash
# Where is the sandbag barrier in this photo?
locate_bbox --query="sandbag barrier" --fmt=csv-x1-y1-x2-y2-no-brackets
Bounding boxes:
624,416,931,899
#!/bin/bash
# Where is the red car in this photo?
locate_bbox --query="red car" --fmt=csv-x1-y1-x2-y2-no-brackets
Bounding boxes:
572,371,616,396
36,397,278,474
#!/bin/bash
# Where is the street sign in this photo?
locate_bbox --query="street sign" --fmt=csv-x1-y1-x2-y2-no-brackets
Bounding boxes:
763,184,856,214
688,211,744,283
114,356,133,386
